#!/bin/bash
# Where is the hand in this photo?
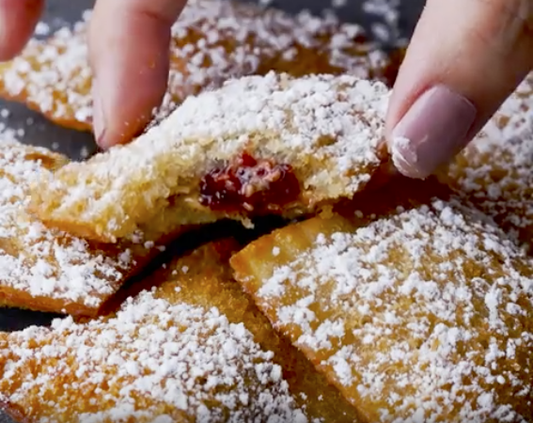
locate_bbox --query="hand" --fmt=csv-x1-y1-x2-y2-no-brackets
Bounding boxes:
0,0,187,149
88,0,188,148
386,0,533,179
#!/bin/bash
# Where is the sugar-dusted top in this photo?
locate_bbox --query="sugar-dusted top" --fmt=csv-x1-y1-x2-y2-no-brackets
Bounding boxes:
479,73,533,144
0,285,307,422
168,0,388,92
0,11,93,126
446,72,533,246
0,139,143,311
0,0,387,129
33,72,390,241
234,197,533,422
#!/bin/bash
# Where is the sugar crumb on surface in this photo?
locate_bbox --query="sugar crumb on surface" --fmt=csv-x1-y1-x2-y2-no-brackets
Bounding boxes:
233,196,533,422
34,21,51,37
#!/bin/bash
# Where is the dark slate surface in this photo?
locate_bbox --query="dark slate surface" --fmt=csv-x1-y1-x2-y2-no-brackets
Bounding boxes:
0,1,423,421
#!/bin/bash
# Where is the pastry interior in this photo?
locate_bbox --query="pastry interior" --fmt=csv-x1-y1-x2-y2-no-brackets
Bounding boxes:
29,72,391,243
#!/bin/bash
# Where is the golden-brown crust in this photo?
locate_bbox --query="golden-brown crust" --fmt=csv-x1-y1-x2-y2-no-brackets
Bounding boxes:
29,72,391,244
230,183,533,422
443,73,533,250
0,0,395,133
0,139,197,317
0,239,359,423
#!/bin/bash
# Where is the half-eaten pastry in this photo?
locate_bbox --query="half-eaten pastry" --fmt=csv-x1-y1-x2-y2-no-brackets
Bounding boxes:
0,239,359,423
0,139,188,317
30,72,391,243
231,185,533,422
0,0,393,132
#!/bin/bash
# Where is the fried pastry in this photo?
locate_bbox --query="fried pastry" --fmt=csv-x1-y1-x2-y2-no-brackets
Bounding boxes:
0,0,393,132
0,239,360,423
30,72,390,243
444,73,533,249
0,139,185,317
231,191,533,422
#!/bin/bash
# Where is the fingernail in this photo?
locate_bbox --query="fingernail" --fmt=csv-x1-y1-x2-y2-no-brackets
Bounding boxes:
92,81,108,148
390,85,477,179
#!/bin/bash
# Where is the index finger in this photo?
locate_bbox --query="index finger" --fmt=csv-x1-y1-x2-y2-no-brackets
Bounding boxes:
89,0,187,149
0,0,45,61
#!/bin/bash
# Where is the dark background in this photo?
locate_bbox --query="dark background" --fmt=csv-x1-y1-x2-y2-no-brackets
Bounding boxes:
0,1,424,421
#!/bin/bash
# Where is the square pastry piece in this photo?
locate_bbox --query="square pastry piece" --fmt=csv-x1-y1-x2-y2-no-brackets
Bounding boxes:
30,72,390,243
0,139,184,317
231,187,533,422
0,239,360,423
0,0,393,132
444,73,533,250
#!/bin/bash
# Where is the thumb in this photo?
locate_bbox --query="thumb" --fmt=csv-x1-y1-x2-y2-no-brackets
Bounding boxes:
386,0,533,179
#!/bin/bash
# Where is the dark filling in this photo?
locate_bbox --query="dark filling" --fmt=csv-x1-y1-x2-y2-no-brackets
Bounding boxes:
199,153,301,214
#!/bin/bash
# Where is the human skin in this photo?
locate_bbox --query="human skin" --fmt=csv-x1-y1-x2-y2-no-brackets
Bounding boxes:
386,0,533,178
0,0,531,178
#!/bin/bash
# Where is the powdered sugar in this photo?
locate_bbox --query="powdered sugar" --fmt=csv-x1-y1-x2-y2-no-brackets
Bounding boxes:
0,138,158,314
239,199,533,421
0,0,389,130
390,135,416,176
0,12,93,127
479,74,533,144
0,284,307,422
362,0,406,45
36,72,390,241
446,72,533,248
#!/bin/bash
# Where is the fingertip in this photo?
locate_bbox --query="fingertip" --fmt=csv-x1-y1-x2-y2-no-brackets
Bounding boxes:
89,0,187,148
90,24,170,148
385,0,533,178
0,0,45,61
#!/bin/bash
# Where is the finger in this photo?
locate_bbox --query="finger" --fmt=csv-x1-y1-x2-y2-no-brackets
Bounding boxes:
386,0,533,179
0,0,45,61
89,0,187,149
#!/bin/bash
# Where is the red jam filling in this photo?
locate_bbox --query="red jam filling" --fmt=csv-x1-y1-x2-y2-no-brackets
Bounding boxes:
199,153,301,214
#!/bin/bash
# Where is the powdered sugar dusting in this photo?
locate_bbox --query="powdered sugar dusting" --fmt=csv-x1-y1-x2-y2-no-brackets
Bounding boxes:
0,282,307,422
390,135,417,176
0,0,389,130
0,11,93,128
236,199,533,421
0,137,158,313
446,72,533,248
480,73,533,144
35,72,390,241
362,0,406,46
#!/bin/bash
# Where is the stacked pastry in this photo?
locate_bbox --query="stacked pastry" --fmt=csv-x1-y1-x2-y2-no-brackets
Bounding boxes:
0,1,532,422
0,0,397,132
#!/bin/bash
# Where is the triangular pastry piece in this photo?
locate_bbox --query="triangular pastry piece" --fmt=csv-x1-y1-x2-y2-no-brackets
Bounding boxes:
0,0,393,132
443,73,533,249
30,72,391,243
0,239,360,423
230,184,533,422
0,139,189,317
